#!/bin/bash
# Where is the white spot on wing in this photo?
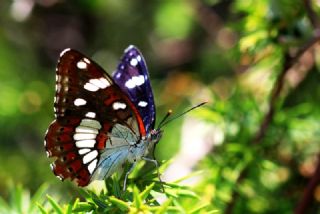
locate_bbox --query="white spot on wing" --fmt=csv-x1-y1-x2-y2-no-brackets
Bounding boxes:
125,45,135,53
125,75,145,89
74,98,87,106
113,102,126,110
84,82,99,92
73,133,96,140
77,61,87,69
89,78,110,89
80,119,101,129
136,55,142,62
138,101,148,107
88,159,98,174
60,48,71,57
89,79,103,88
56,175,63,180
45,150,50,157
99,78,111,88
85,78,110,91
79,148,91,155
83,150,98,164
130,58,138,66
83,58,90,64
76,126,99,134
55,83,61,91
85,112,96,118
76,139,96,148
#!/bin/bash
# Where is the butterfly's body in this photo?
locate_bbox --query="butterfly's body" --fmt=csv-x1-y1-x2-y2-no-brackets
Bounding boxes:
91,125,158,181
45,45,161,188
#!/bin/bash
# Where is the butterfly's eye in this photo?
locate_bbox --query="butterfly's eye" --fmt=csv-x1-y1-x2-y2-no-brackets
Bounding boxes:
150,130,162,143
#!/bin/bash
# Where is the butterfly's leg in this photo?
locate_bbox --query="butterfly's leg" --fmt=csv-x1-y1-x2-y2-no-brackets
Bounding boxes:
142,157,164,192
123,162,136,191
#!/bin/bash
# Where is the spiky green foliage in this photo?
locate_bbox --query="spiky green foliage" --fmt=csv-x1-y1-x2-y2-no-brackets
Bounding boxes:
37,162,216,213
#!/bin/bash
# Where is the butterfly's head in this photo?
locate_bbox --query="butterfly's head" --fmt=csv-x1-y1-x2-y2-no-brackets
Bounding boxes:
148,129,163,144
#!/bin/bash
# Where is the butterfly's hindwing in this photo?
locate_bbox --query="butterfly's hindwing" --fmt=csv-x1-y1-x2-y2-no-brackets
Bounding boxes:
45,49,146,186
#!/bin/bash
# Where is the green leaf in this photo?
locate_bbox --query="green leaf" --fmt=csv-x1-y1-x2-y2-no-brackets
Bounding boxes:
10,184,24,213
109,196,129,211
154,198,173,214
64,203,73,214
171,199,185,213
162,182,188,189
91,192,108,209
176,189,199,198
189,203,214,213
139,183,155,201
72,198,80,209
46,195,63,214
72,202,94,212
112,176,121,198
29,183,48,213
36,203,48,214
133,186,142,208
173,170,205,184
77,188,91,199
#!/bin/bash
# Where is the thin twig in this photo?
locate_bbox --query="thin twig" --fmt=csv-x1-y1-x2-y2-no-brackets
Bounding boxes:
303,0,320,29
192,0,224,40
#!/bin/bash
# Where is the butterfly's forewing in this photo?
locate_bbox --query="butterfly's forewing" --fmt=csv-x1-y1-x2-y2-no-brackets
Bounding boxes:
113,46,156,132
45,49,146,186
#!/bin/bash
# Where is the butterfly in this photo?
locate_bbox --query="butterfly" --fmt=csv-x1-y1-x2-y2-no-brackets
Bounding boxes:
44,45,163,190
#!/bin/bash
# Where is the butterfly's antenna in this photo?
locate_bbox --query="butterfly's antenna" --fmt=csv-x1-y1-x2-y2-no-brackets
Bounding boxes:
157,109,173,129
158,102,207,129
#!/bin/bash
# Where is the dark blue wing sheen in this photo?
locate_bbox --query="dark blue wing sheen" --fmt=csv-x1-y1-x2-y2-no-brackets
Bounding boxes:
112,45,156,132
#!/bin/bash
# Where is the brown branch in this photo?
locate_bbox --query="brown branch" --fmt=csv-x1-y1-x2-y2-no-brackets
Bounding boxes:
303,0,320,29
193,0,224,40
295,153,320,214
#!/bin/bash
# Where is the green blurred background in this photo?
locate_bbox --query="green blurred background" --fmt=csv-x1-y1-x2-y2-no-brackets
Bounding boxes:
1,0,320,213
